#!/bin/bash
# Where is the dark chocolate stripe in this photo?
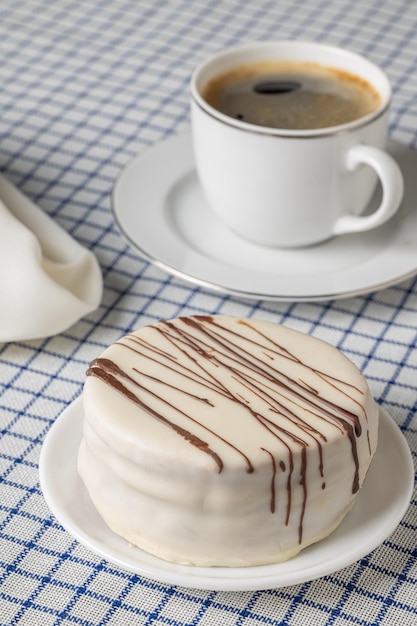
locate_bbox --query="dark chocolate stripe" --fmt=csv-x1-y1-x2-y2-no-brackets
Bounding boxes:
87,360,224,473
261,448,276,514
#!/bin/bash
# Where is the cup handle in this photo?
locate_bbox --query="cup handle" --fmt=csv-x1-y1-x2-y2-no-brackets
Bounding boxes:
333,145,404,235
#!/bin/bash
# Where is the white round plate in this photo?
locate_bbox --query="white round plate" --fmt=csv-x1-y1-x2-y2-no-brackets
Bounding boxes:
39,397,414,591
112,133,417,302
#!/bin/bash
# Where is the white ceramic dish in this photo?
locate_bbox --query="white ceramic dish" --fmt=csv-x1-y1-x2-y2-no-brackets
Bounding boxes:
111,133,417,302
39,397,414,591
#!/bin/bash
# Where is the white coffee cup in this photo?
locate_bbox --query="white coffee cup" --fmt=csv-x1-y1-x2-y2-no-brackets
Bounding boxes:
190,41,404,248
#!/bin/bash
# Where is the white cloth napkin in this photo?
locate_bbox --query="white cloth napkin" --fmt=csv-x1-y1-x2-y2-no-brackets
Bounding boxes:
0,174,103,342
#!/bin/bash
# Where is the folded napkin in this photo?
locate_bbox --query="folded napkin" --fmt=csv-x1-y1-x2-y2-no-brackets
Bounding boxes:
0,174,103,342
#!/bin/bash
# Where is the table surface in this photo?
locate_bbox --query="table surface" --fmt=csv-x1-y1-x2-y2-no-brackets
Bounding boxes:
0,1,416,625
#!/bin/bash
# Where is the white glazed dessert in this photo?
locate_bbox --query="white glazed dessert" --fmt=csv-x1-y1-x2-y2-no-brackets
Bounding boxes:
78,315,379,567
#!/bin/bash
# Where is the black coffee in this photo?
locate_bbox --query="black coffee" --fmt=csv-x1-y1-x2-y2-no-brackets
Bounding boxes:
202,60,381,130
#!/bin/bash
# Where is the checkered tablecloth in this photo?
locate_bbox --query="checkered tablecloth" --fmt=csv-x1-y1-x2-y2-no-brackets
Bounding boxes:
0,1,416,625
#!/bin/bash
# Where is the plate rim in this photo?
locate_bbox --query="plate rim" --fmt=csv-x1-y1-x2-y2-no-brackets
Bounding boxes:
39,396,414,591
111,132,417,302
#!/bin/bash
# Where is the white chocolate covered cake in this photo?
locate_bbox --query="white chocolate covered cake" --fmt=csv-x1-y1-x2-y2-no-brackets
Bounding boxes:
78,315,379,567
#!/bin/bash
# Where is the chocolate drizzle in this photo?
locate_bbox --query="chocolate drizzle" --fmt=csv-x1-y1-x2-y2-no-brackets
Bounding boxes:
87,358,225,473
261,448,276,513
86,316,369,544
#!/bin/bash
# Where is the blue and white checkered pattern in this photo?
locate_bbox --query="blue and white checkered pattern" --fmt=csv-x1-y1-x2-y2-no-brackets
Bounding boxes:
0,1,416,624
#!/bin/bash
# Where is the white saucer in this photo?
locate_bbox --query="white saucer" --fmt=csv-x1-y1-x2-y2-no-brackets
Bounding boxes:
112,133,417,302
39,397,414,591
